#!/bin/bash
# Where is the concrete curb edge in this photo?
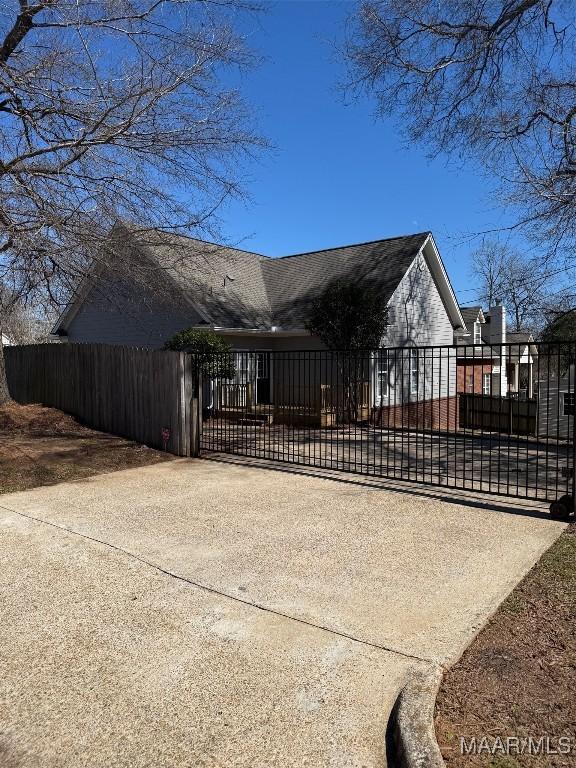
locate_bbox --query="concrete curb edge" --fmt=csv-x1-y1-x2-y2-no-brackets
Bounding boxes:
388,665,446,768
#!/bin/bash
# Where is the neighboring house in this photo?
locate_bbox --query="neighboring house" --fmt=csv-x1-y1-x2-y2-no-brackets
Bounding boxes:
453,306,538,401
454,304,508,397
506,331,538,399
454,310,542,435
52,226,466,427
537,364,575,439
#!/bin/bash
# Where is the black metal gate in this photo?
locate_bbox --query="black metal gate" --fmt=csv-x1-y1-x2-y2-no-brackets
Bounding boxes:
199,342,576,508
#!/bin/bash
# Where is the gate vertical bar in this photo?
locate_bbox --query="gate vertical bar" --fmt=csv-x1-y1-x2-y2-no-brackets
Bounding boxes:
572,343,576,505
191,366,202,458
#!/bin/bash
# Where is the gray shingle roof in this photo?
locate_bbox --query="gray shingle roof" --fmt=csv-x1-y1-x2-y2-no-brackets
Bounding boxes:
131,229,272,328
506,330,538,361
506,331,534,344
129,229,431,331
459,306,482,327
262,233,429,329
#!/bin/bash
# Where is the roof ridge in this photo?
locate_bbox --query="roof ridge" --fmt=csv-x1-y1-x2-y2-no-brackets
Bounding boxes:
125,224,267,259
122,223,430,262
269,231,431,261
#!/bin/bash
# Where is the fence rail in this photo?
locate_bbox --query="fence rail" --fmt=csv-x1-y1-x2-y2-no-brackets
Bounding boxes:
4,343,195,456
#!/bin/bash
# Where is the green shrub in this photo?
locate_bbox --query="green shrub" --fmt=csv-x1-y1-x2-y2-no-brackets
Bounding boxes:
164,328,235,379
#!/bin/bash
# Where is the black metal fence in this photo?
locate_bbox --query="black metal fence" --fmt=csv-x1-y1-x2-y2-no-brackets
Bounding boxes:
198,341,575,504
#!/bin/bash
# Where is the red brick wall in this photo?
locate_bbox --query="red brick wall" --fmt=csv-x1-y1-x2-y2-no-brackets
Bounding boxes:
456,362,493,394
370,395,459,432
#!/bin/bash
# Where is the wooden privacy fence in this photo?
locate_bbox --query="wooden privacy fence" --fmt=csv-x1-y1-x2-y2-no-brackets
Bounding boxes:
4,343,199,456
459,393,537,435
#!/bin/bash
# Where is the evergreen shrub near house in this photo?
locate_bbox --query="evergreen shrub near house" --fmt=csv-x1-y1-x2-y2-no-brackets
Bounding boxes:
164,328,235,379
305,280,389,350
306,280,389,421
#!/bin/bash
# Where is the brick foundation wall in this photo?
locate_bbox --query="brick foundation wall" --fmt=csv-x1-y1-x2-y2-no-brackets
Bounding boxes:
457,361,493,394
371,395,459,432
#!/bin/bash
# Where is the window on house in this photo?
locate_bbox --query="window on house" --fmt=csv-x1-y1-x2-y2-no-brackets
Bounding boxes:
482,373,491,396
474,322,482,344
563,393,574,416
235,352,250,384
466,371,474,391
256,352,268,379
376,352,389,403
409,348,419,395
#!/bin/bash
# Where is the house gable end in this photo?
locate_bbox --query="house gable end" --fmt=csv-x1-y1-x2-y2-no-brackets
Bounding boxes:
385,247,456,347
64,274,205,348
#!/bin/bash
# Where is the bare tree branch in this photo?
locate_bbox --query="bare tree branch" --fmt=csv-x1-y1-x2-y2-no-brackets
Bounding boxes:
470,239,571,333
345,0,576,260
0,0,265,401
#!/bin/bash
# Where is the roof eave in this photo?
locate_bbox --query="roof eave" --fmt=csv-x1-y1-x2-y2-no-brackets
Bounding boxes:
211,326,311,337
421,234,466,330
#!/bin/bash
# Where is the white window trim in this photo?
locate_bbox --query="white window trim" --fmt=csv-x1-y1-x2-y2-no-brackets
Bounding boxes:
482,372,491,396
230,350,273,403
375,351,390,404
409,348,419,396
234,350,252,384
473,322,482,345
562,392,574,417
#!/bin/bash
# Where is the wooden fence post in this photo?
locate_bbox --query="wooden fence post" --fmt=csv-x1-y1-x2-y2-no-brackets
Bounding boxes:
190,369,203,458
177,352,193,457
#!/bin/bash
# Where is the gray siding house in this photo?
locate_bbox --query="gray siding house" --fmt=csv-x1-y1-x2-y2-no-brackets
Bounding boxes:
53,226,465,426
537,364,575,439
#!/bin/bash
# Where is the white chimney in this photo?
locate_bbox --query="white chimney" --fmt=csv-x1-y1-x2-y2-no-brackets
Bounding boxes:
486,302,506,345
486,302,508,396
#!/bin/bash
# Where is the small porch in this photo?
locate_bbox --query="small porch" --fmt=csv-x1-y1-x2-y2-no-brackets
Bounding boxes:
507,344,537,399
211,380,371,427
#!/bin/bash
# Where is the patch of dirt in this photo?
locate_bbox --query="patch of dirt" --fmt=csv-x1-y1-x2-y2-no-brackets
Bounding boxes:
0,402,172,494
435,523,576,768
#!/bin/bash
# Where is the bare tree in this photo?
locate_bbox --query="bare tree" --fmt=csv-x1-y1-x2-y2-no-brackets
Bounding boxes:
0,0,264,402
1,284,54,343
345,1,576,259
471,242,507,309
471,240,554,332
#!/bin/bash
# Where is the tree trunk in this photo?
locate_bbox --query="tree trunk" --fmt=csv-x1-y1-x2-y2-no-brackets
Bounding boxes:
0,328,11,404
340,352,360,424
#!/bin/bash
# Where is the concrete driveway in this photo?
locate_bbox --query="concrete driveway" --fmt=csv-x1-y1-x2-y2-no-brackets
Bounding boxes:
0,458,564,767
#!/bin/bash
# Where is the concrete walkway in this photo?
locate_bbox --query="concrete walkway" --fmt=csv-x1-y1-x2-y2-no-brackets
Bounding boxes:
0,459,564,767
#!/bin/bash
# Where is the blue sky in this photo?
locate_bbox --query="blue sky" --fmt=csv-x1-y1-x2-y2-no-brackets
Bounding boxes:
220,0,520,307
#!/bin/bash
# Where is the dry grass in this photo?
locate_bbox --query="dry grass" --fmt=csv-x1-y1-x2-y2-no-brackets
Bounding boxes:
435,523,576,768
0,402,172,495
